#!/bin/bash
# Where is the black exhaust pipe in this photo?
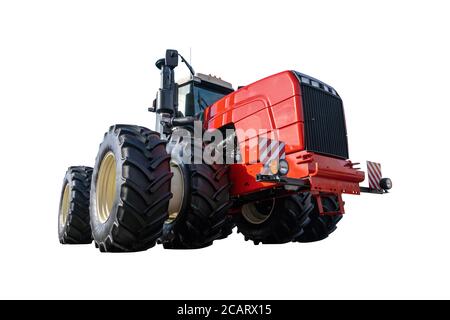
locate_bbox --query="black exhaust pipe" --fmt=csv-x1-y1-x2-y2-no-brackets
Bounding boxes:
155,49,179,115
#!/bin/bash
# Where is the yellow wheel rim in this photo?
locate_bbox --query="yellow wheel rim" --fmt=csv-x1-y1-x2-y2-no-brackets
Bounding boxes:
96,152,117,223
242,199,275,225
60,183,70,227
167,162,184,224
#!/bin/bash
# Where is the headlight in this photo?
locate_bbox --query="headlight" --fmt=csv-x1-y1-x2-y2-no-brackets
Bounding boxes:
267,159,289,176
278,159,289,175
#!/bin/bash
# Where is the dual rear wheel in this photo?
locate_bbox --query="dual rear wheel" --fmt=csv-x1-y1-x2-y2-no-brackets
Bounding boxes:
58,124,231,252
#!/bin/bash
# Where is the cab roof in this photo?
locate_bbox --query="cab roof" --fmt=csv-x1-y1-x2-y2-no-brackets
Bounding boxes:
177,73,233,90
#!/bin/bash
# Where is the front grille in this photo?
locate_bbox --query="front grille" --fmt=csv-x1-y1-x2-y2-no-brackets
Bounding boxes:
295,72,349,159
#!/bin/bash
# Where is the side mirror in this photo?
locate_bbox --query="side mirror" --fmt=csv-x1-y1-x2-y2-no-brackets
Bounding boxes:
155,50,179,70
165,49,178,68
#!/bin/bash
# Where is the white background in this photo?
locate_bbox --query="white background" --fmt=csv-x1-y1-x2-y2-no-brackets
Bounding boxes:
0,0,449,299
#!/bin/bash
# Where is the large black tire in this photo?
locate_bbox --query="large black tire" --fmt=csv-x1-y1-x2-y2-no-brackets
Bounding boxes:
217,216,236,240
162,135,232,249
90,125,172,252
58,166,93,244
296,195,342,243
236,193,313,245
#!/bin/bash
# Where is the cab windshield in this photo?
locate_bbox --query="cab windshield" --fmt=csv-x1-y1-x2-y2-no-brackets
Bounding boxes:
178,81,232,117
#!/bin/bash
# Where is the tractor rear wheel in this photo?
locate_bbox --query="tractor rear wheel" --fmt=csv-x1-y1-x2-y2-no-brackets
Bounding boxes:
236,193,313,245
295,195,342,243
90,125,172,252
161,136,232,249
58,166,93,244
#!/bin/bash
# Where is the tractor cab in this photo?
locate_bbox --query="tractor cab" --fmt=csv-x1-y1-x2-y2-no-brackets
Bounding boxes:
177,73,233,118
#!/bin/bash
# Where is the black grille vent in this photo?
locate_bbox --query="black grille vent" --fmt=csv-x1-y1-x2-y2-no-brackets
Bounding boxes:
300,82,349,159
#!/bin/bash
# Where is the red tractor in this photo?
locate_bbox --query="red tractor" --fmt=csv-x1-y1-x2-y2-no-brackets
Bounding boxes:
58,49,391,251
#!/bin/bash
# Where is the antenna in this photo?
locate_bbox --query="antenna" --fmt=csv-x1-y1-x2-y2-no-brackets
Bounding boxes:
178,52,195,76
189,47,192,66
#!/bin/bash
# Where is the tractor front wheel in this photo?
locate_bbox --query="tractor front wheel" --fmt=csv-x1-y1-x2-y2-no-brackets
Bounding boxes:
295,195,342,243
236,193,313,245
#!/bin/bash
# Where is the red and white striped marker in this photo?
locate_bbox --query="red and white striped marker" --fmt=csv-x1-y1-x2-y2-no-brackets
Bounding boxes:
367,161,382,190
259,137,286,164
258,137,286,175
